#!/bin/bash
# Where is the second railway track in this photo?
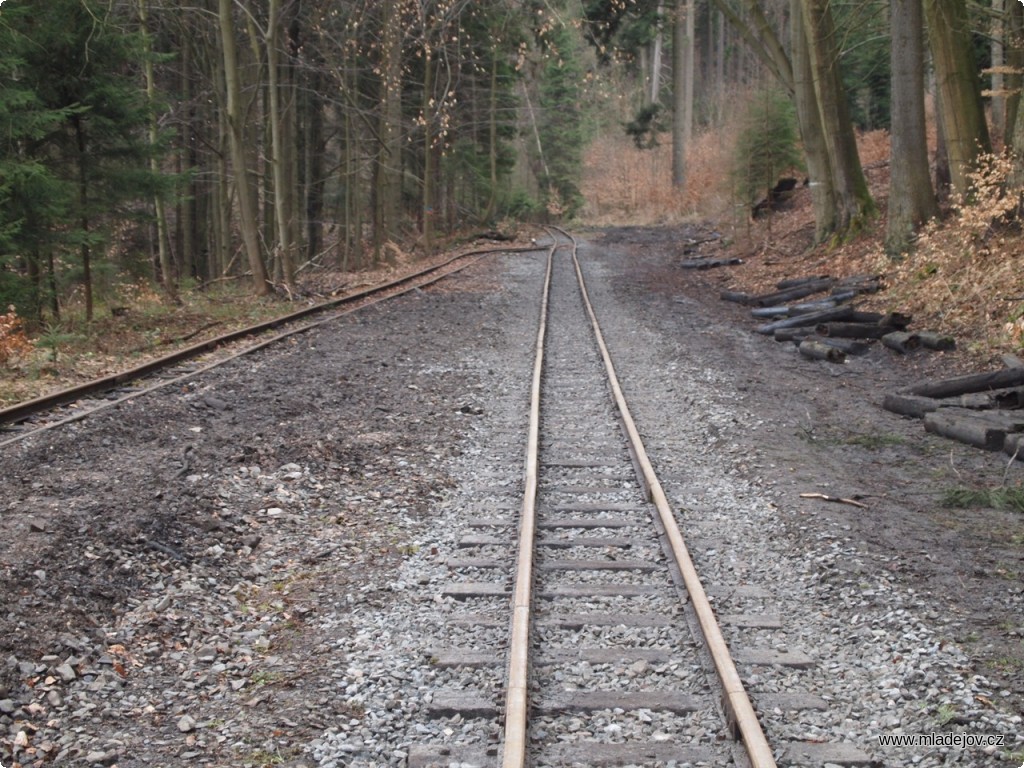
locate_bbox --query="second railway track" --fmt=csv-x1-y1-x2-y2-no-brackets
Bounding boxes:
0,244,534,449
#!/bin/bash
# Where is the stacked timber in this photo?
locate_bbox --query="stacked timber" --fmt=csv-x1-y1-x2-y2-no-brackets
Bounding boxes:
883,357,1024,458
722,273,956,364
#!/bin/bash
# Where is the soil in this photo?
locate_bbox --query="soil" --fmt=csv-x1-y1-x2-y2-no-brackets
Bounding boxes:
594,222,1024,715
0,224,1021,766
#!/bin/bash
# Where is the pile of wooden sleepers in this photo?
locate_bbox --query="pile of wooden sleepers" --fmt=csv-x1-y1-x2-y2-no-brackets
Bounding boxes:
884,356,1024,458
722,274,954,364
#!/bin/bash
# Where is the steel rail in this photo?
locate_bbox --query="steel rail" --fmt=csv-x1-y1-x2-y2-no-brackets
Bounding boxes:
500,238,555,768
559,227,778,768
0,244,540,449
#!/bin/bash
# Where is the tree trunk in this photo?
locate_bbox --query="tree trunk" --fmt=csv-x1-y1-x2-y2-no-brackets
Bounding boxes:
26,249,42,323
800,0,875,236
886,0,937,254
374,0,403,260
1005,1,1023,147
218,0,269,294
708,0,793,91
790,0,837,241
483,40,500,222
305,68,325,262
47,249,59,321
266,0,295,289
73,116,94,322
683,0,695,149
923,0,992,194
215,102,232,278
715,9,725,122
139,0,178,303
179,36,198,282
992,0,1005,138
671,0,687,188
651,1,665,105
422,43,436,252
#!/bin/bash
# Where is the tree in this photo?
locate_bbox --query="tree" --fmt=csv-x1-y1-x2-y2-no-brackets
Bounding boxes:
373,0,404,258
886,0,936,254
218,0,270,294
536,18,587,217
731,88,802,208
0,4,78,319
706,0,874,239
670,0,693,188
266,0,297,288
799,0,875,236
138,0,178,304
4,0,167,321
923,0,991,194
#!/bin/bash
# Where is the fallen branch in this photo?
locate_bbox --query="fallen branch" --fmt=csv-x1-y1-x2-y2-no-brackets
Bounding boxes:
163,321,224,346
799,492,868,509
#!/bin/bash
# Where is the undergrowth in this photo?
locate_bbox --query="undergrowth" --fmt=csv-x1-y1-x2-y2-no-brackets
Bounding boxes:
0,306,33,366
941,485,1024,514
884,151,1024,356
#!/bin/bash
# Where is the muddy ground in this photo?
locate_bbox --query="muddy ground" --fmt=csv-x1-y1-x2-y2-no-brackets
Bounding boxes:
0,224,1021,766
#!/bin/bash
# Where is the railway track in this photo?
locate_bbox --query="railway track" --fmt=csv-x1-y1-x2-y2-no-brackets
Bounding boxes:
413,230,781,767
0,229,884,766
0,244,532,449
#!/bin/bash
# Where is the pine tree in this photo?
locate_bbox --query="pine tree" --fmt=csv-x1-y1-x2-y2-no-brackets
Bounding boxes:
0,3,78,318
3,0,166,320
537,21,587,219
730,88,802,207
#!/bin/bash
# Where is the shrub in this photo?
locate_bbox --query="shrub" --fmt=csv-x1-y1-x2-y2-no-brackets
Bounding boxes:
730,89,803,207
886,151,1024,347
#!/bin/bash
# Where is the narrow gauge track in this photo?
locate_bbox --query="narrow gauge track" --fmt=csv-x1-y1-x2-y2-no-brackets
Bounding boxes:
415,231,776,767
0,244,534,449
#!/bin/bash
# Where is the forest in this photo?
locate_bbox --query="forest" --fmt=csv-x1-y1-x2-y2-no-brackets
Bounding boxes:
0,0,1020,343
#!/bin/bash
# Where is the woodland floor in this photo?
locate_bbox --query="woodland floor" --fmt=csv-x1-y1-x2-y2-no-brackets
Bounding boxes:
0,220,1022,767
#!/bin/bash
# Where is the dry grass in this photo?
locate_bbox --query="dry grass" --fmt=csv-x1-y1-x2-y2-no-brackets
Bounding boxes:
882,152,1024,358
581,124,738,226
